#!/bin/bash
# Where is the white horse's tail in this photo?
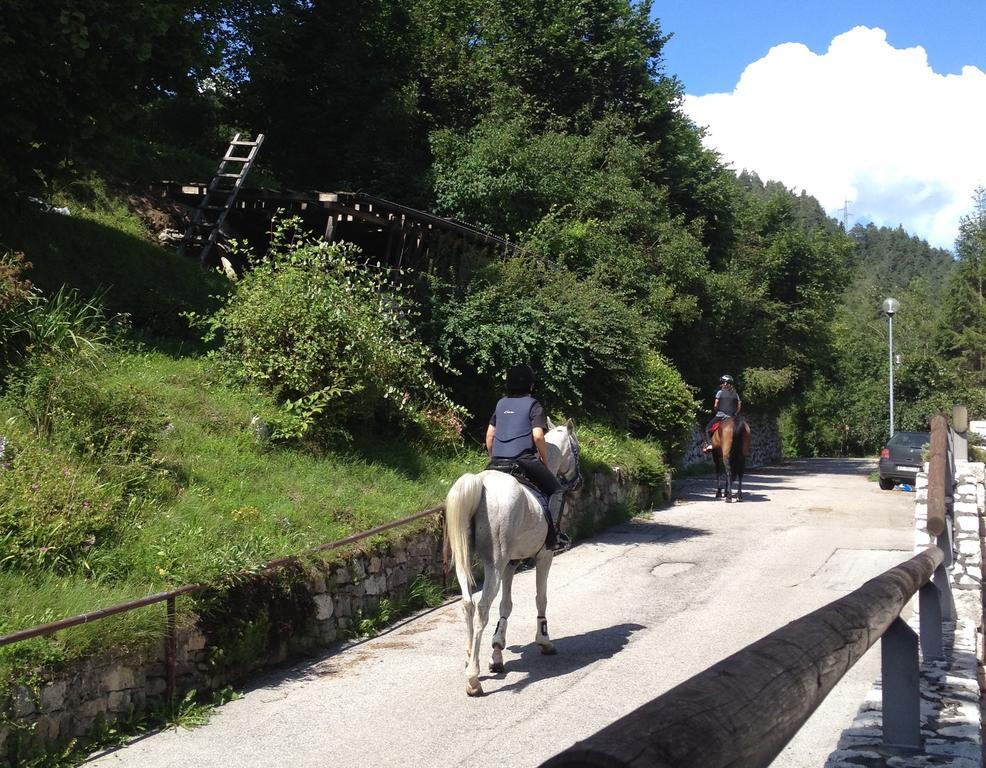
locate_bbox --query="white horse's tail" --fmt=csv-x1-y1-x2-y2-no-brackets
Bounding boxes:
446,473,484,589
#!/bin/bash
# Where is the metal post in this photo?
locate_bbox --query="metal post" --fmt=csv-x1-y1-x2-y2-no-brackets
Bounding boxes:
881,617,921,749
165,596,177,701
933,560,955,621
888,312,895,437
918,582,943,660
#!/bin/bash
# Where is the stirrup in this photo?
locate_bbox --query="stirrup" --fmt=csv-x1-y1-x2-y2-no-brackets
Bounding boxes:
550,533,571,552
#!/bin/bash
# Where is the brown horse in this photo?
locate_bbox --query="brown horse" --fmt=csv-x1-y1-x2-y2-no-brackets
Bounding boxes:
711,416,751,502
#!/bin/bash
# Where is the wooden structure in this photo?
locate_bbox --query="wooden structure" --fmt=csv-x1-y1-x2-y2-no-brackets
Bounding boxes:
163,183,525,276
178,134,264,264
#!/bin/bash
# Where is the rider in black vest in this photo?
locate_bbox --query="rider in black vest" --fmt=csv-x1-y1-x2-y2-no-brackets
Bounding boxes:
486,364,569,551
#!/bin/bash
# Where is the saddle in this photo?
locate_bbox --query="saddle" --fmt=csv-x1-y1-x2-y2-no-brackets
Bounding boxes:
713,415,749,435
485,459,548,512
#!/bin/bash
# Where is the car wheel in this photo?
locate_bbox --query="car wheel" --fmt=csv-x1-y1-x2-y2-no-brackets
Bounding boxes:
878,477,894,490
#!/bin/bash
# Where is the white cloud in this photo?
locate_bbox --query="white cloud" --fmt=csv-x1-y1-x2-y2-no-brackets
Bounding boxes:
682,26,986,251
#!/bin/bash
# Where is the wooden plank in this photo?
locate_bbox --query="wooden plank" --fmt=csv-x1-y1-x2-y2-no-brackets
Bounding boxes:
541,547,943,768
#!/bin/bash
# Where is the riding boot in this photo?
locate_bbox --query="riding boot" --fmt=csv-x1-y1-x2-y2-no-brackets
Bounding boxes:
547,492,570,551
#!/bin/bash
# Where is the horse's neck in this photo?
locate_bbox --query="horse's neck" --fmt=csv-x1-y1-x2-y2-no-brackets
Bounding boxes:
544,430,568,475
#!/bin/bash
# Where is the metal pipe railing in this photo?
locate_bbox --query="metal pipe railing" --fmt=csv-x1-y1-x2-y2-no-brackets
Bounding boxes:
0,505,446,699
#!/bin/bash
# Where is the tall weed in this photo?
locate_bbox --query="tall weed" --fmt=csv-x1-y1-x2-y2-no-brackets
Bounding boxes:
0,422,130,574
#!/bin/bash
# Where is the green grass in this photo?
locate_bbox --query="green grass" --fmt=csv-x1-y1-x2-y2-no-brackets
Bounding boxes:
572,421,668,486
1,183,228,343
0,177,672,694
0,347,484,682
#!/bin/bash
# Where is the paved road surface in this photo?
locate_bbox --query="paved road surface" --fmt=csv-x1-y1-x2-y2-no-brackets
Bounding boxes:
87,458,915,768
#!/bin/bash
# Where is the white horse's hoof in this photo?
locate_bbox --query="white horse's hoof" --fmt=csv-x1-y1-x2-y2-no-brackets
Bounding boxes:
466,681,484,697
538,642,557,656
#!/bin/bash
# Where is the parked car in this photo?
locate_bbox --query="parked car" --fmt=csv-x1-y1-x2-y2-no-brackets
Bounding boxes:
878,431,930,490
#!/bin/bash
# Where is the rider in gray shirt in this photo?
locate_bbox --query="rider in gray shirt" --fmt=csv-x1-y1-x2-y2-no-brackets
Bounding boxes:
703,374,741,451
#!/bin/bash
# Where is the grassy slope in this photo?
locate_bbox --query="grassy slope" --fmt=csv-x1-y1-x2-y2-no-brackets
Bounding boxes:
0,179,666,682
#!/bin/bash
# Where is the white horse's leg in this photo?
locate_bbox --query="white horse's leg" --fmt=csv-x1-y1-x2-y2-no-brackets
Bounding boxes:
533,550,557,655
457,567,476,662
490,563,516,673
466,563,500,696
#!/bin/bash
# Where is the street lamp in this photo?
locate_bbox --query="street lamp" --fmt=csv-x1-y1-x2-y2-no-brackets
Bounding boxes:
882,297,899,437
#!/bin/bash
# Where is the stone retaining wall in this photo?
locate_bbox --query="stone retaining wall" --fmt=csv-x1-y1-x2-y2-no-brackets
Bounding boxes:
0,467,661,762
679,412,782,469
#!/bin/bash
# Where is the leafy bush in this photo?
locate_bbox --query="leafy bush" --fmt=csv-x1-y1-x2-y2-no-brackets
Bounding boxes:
12,357,162,465
742,366,797,413
191,219,464,444
0,250,32,314
626,350,699,456
430,258,646,417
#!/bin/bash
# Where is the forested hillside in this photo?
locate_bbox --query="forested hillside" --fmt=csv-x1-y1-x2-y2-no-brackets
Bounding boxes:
4,0,985,451
4,1,986,743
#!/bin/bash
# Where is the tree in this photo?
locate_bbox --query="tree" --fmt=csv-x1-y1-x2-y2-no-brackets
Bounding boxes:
940,188,986,384
0,1,224,190
224,0,429,203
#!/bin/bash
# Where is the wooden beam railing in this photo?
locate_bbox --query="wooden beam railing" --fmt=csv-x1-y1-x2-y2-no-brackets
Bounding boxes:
542,546,948,768
927,413,949,538
927,413,956,621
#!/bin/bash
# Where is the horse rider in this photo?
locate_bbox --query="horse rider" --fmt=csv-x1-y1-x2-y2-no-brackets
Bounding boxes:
703,374,742,453
486,364,570,551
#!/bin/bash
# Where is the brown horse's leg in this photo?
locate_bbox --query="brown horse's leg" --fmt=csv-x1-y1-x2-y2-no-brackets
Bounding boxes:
722,420,734,503
711,432,724,498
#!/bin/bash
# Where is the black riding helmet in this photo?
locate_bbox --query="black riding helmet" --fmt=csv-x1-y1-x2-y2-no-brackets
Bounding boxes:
506,364,536,395
720,374,734,385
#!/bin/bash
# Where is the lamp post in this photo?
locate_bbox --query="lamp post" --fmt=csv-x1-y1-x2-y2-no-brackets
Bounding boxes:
882,297,899,437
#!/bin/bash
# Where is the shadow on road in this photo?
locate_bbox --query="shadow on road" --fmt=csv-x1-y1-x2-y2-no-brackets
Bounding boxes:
757,458,875,477
592,517,710,546
674,458,878,504
488,622,646,695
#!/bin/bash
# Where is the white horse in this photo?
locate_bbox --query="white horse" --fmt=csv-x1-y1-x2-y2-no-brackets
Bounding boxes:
445,419,581,696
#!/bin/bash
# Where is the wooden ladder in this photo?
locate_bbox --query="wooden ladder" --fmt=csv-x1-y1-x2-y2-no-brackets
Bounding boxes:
180,133,264,264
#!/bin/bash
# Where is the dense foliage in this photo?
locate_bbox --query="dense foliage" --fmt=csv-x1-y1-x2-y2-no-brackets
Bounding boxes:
192,220,465,444
3,0,983,458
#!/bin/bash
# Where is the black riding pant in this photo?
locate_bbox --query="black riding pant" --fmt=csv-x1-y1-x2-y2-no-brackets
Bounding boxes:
515,457,562,497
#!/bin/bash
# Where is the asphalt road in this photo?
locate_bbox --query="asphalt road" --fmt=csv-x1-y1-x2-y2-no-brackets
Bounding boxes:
86,458,915,768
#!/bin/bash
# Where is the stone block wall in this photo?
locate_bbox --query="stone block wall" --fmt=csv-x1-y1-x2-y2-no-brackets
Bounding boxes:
0,467,659,762
914,462,985,621
679,412,782,470
914,460,985,722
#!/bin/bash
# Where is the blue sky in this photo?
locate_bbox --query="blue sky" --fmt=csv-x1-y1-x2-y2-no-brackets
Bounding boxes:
651,1,986,250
